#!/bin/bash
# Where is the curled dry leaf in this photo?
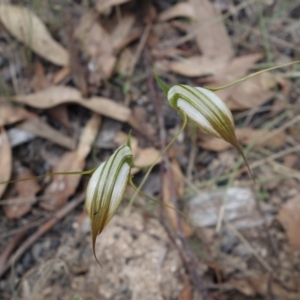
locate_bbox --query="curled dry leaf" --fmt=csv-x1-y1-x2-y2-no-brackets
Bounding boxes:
41,114,101,210
3,166,40,219
0,5,69,66
0,99,38,126
278,196,300,252
17,119,75,150
199,128,286,152
12,86,131,122
158,2,196,21
0,128,12,199
96,0,130,14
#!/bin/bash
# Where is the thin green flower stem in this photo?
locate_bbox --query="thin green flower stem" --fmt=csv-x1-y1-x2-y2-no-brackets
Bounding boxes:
0,168,96,185
126,113,187,213
128,177,195,226
206,60,300,91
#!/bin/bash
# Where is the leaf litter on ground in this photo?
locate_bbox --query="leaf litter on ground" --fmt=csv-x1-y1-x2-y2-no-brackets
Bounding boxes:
1,0,300,299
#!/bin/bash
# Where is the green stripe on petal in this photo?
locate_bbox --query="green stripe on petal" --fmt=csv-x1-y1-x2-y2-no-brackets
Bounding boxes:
85,144,133,265
168,84,254,181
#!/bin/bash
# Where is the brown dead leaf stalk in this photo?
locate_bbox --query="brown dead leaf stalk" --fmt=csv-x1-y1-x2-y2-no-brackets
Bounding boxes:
41,114,101,210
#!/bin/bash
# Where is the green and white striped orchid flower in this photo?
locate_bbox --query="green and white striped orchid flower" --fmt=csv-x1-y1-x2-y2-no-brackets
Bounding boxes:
85,141,133,264
152,72,254,180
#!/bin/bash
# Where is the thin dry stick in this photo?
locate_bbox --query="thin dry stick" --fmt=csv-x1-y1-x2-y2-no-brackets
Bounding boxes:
269,160,300,180
226,221,273,272
186,127,197,180
0,193,84,278
0,217,47,240
249,144,300,171
124,22,152,105
0,230,26,276
258,114,300,146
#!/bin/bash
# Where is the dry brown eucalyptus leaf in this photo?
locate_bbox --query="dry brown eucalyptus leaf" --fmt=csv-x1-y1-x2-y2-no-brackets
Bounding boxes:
41,114,101,210
0,5,69,66
17,119,75,150
189,0,233,61
226,73,277,110
168,55,228,77
12,86,131,122
214,53,263,102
